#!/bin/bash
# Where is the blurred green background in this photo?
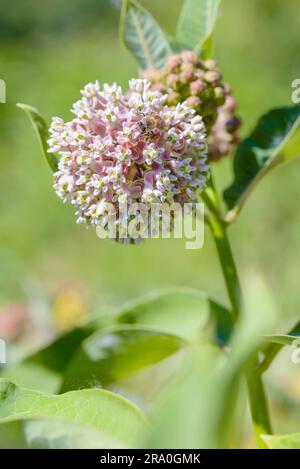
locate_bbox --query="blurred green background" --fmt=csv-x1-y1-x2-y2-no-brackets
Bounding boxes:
0,0,300,326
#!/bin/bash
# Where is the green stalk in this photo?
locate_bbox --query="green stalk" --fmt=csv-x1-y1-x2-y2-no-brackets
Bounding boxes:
203,179,272,447
246,360,272,447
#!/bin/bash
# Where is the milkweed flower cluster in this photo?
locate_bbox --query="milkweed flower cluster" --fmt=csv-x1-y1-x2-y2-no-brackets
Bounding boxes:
208,85,241,162
142,51,241,161
48,79,208,241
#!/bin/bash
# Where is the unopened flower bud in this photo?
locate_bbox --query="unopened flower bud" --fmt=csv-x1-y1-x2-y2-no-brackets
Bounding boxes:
214,86,226,106
180,62,194,73
181,50,198,63
190,79,206,95
167,91,181,106
165,54,181,72
180,70,194,84
204,59,217,70
208,91,241,162
186,96,202,108
194,69,205,80
225,95,237,112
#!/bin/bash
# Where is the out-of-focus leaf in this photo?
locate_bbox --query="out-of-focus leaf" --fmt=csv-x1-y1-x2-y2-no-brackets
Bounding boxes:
0,318,111,392
228,274,278,371
1,362,61,394
224,106,300,221
115,350,186,407
176,0,221,54
0,379,147,449
117,287,233,344
264,334,300,346
120,0,172,69
0,419,116,449
60,326,186,392
28,326,95,372
24,419,124,449
1,287,232,398
17,103,58,172
145,344,229,449
258,320,300,375
262,433,300,449
0,419,127,449
0,422,27,449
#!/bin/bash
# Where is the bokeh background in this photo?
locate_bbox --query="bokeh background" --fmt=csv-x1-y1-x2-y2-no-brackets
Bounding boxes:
0,0,300,439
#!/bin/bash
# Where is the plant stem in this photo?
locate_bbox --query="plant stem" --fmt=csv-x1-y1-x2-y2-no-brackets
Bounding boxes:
246,359,272,447
204,181,272,447
208,213,240,322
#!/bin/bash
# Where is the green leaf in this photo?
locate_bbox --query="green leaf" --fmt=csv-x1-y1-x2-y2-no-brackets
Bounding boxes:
0,379,147,449
0,422,27,449
0,419,121,449
60,326,186,392
176,0,221,53
117,287,233,344
120,0,172,70
145,344,227,449
29,326,94,372
224,106,300,221
1,362,61,394
17,103,58,172
262,433,300,449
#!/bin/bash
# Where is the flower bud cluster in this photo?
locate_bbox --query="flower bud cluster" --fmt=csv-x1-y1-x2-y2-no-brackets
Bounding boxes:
142,51,241,161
